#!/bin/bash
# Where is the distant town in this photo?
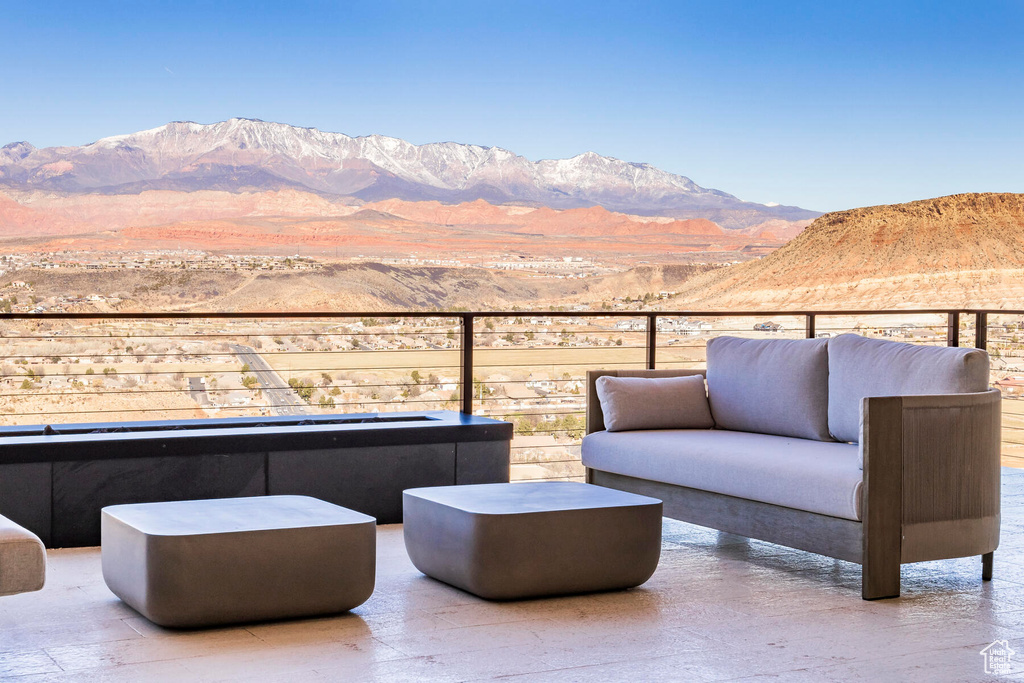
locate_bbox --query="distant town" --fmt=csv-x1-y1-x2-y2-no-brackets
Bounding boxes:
2,246,1024,476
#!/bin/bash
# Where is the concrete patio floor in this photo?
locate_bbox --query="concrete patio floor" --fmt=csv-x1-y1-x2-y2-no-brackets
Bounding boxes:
4,472,1024,681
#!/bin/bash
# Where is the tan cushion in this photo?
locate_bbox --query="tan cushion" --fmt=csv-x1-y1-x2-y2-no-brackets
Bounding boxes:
0,514,46,597
828,333,990,443
595,375,714,432
582,429,863,521
706,336,832,441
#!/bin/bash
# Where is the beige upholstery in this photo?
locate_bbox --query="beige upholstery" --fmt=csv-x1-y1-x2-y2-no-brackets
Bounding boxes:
829,333,990,443
585,332,1002,600
706,336,832,441
0,514,46,597
587,369,705,434
595,374,714,431
582,429,863,520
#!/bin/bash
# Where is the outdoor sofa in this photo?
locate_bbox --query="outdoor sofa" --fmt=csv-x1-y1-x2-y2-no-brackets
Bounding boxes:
582,333,1001,599
0,513,45,597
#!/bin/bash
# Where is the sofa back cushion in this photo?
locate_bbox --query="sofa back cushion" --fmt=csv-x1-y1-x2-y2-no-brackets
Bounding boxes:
827,333,990,443
706,336,831,441
595,375,715,432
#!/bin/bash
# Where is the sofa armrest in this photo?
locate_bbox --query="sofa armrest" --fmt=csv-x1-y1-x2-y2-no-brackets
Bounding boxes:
586,369,706,434
0,514,46,596
861,388,1001,571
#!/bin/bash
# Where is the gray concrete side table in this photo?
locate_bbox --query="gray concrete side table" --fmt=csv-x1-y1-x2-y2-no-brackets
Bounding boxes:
102,495,375,627
403,482,662,600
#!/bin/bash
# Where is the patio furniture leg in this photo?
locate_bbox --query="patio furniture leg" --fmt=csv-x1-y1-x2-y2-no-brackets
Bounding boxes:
983,552,994,581
862,546,901,600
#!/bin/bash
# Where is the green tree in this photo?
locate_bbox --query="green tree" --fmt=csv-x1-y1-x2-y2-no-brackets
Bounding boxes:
557,414,585,440
286,378,314,402
473,378,493,397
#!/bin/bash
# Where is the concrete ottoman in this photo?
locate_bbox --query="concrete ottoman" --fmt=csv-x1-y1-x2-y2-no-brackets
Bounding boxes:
403,482,662,600
101,495,375,628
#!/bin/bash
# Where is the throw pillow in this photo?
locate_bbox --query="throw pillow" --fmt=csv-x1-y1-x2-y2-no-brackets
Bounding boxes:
595,374,715,432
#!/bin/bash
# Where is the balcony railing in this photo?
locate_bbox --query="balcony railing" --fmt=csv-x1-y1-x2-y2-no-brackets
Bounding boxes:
1,308,1022,480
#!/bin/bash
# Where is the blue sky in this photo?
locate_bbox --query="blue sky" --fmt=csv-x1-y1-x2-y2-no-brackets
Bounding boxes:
2,1,1022,212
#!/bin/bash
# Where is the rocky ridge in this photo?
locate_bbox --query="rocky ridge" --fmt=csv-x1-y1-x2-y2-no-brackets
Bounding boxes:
674,193,1024,309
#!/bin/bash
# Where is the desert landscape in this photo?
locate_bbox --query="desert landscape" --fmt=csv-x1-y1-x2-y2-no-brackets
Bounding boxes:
3,191,1022,314
3,119,1024,478
670,193,1024,310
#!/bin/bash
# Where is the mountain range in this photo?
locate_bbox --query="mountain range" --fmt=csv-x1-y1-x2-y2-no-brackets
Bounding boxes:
0,118,817,230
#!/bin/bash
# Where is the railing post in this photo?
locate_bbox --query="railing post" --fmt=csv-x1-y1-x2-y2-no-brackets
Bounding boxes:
460,314,474,415
646,313,657,370
947,312,960,347
975,312,988,351
805,313,816,339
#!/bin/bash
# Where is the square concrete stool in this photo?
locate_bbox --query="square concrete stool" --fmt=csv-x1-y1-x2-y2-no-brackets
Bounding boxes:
403,482,662,600
102,495,375,628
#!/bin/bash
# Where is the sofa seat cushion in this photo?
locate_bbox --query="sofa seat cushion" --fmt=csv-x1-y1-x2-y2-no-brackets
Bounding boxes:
706,336,832,441
828,333,990,443
581,429,863,521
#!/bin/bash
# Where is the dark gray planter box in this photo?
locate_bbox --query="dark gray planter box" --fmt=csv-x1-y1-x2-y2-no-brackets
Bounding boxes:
0,410,511,548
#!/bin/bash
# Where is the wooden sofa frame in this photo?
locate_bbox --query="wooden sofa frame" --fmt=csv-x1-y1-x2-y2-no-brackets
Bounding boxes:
585,369,1002,599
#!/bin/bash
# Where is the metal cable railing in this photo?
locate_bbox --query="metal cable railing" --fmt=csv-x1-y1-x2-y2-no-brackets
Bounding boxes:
1,308,1023,480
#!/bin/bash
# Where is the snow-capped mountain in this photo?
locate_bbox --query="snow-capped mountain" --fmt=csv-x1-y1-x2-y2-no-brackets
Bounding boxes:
0,118,817,228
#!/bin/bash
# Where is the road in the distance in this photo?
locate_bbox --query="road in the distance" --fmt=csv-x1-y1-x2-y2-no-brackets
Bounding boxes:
228,343,310,416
